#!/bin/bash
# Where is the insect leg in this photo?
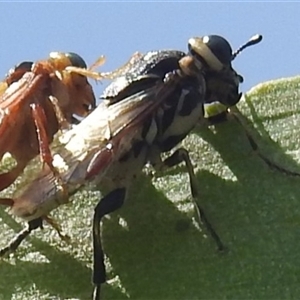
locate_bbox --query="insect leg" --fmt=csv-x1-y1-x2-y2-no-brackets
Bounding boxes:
92,187,126,300
43,215,70,242
204,106,300,176
158,148,225,251
31,103,56,171
31,103,68,196
48,95,70,130
228,107,300,177
0,218,43,256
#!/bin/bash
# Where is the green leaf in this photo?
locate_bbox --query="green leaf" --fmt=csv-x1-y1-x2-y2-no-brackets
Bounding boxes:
1,76,300,299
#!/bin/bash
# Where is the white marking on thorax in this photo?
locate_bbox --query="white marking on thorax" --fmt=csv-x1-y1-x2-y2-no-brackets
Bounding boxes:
162,89,204,139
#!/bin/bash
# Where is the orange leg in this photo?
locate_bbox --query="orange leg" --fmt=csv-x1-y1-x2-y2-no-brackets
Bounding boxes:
30,103,68,196
43,215,70,242
30,103,55,171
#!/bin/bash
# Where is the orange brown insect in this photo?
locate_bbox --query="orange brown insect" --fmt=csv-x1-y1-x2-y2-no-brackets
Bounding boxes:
0,52,96,191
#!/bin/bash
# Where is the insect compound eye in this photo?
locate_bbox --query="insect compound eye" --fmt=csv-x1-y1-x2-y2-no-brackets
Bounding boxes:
49,52,87,70
5,61,34,85
6,61,33,78
12,61,34,72
65,52,87,69
188,35,233,72
202,35,232,66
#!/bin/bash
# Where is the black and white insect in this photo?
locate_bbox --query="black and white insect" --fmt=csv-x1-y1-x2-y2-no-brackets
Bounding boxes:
0,34,274,299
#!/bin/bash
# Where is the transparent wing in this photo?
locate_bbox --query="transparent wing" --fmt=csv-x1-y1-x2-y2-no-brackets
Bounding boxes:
12,71,180,221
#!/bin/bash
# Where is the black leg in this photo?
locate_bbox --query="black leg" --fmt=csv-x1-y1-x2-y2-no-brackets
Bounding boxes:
92,187,126,300
204,106,300,177
0,218,43,256
227,107,300,177
160,148,225,251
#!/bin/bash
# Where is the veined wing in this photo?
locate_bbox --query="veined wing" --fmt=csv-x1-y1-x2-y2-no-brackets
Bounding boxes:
11,71,180,221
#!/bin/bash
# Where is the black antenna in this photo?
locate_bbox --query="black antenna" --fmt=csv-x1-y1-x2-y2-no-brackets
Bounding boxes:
232,34,263,61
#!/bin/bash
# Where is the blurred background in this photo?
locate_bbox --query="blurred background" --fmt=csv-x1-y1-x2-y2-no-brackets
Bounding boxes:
0,2,299,100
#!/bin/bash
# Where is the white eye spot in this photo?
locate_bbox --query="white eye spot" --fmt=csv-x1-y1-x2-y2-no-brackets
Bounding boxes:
203,36,210,44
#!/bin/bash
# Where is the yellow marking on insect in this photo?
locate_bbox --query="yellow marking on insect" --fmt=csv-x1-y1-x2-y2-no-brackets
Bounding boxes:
189,37,223,71
204,102,227,118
